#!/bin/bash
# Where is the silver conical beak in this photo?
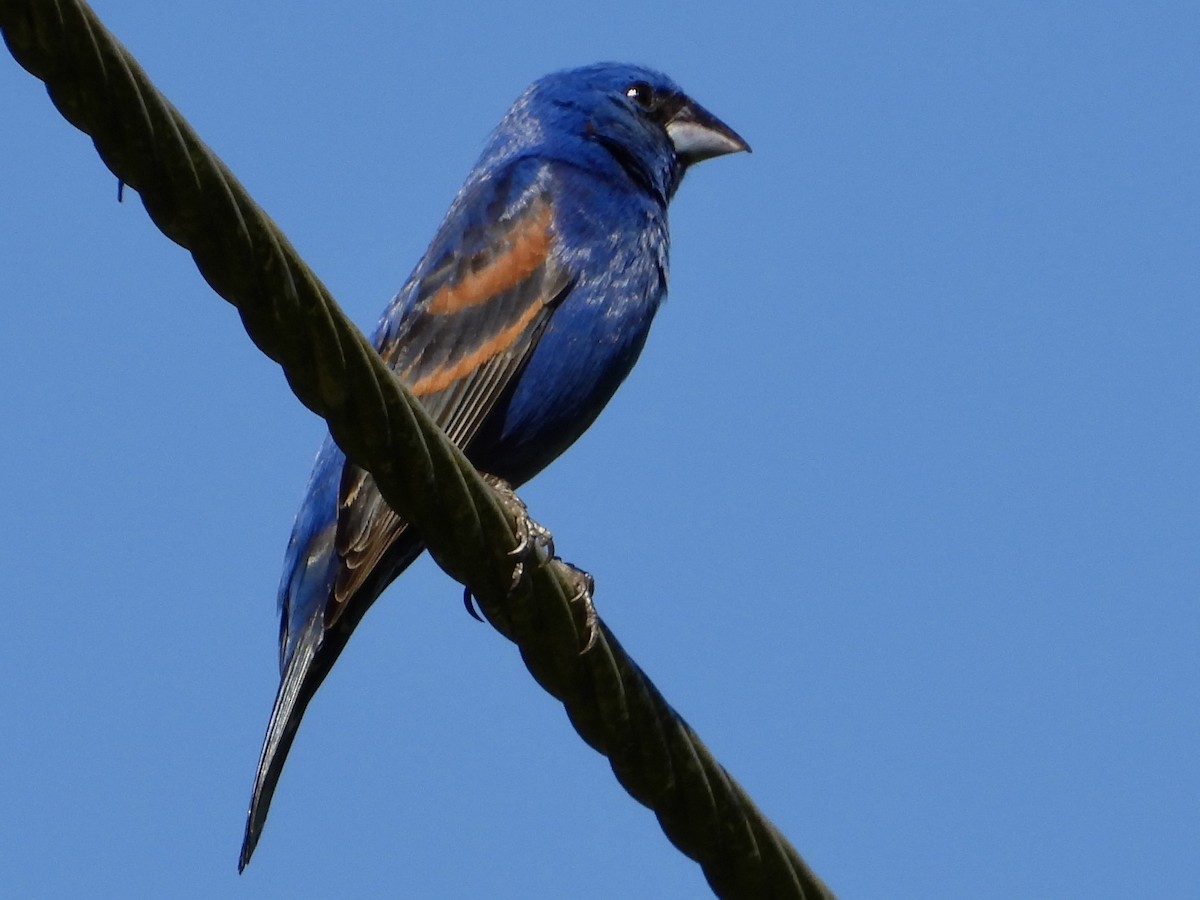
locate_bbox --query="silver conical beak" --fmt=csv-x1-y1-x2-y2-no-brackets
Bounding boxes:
666,99,751,166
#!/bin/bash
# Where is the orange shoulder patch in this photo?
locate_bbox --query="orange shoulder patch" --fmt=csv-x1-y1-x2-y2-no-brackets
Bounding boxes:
426,202,554,315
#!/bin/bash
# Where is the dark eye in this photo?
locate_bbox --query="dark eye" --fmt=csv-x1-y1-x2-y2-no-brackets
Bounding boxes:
625,81,655,110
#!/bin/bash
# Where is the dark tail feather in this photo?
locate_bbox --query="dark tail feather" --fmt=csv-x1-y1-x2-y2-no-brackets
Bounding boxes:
239,613,336,872
238,536,425,872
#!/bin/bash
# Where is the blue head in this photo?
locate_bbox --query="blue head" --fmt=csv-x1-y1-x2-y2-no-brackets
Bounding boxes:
479,63,750,203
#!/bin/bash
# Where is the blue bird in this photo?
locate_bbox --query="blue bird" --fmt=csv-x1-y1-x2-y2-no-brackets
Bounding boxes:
239,62,748,870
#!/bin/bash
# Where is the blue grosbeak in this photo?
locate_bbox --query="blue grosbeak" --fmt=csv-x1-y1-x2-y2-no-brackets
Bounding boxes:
239,62,748,869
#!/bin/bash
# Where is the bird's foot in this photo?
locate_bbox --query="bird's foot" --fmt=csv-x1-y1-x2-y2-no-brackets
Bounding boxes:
482,474,555,589
560,560,599,653
463,476,557,621
466,476,598,652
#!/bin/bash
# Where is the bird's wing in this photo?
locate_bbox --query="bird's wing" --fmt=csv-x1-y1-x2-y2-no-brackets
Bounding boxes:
240,168,574,871
329,181,574,627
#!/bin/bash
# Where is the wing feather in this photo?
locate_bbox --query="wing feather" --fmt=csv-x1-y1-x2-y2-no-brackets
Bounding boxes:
326,186,572,625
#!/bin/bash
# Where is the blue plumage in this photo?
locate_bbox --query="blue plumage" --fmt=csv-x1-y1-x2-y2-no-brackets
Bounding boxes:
240,62,748,870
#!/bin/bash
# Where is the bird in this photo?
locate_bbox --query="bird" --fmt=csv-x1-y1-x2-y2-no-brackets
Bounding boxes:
238,62,749,871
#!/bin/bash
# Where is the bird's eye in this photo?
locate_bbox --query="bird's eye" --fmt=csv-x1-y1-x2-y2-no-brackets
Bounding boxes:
625,81,655,110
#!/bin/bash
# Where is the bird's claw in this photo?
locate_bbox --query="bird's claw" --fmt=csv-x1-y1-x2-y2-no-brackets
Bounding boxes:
464,476,556,622
561,561,599,653
462,586,485,622
483,475,554,591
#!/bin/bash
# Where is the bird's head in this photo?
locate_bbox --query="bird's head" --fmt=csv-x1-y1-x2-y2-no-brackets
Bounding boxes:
487,63,750,203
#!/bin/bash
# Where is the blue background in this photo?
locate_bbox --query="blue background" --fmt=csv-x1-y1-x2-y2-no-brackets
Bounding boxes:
2,2,1197,897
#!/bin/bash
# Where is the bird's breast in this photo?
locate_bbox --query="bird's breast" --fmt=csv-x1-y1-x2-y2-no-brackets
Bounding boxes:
466,226,667,486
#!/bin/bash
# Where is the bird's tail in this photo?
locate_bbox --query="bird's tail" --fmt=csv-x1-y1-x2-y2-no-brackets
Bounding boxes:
238,528,424,872
238,610,329,872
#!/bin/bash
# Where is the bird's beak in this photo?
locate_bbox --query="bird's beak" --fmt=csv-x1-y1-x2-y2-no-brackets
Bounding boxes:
665,98,751,166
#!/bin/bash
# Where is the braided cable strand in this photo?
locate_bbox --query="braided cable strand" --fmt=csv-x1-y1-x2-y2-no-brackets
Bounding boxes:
1,3,835,896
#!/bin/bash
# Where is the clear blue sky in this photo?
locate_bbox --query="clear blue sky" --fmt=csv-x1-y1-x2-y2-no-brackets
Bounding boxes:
2,2,1197,897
